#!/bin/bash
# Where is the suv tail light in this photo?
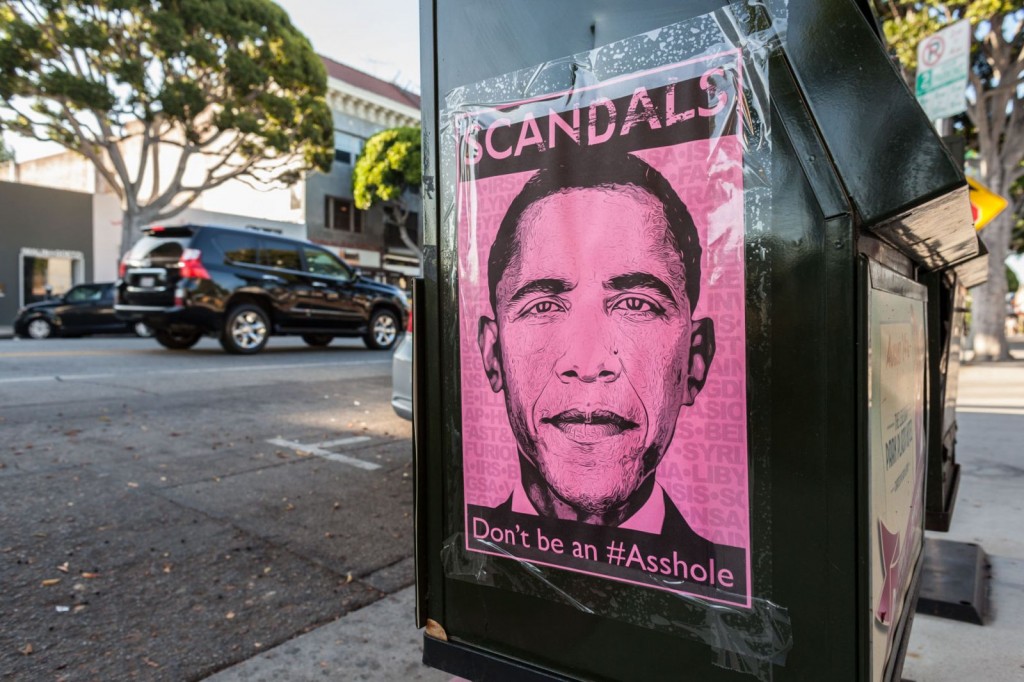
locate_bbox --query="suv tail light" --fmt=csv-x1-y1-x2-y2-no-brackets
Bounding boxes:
118,256,128,278
407,307,413,333
178,248,211,280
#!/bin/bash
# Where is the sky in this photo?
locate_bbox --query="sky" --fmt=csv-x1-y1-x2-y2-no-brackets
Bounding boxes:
2,0,421,162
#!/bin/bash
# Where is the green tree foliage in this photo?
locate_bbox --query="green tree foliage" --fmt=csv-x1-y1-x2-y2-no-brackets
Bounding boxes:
352,126,422,258
875,1,1024,359
1008,264,1020,291
0,137,13,163
0,0,333,254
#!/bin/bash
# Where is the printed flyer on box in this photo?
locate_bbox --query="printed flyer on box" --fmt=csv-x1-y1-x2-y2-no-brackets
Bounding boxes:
867,265,927,681
452,39,752,608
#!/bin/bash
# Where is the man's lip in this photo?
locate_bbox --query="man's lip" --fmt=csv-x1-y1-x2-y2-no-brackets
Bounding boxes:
541,409,639,431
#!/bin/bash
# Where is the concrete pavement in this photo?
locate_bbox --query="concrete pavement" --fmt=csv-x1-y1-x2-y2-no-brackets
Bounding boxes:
201,341,1024,681
901,346,1024,682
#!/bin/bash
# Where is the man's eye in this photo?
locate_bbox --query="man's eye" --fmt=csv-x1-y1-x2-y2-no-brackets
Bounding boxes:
522,300,564,316
614,297,662,314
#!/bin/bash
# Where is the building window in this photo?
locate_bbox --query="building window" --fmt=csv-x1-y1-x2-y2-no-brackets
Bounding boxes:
325,196,363,233
334,149,352,164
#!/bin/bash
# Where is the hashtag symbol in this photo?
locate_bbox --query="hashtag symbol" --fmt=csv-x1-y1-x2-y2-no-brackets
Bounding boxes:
606,541,626,565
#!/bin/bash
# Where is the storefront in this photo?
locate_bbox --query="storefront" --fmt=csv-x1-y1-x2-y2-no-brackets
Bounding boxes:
0,181,94,327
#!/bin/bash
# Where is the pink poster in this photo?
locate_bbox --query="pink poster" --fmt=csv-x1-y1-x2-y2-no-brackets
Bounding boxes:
454,50,751,607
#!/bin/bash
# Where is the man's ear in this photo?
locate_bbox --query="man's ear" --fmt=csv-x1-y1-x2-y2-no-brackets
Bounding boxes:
683,317,715,405
478,316,504,393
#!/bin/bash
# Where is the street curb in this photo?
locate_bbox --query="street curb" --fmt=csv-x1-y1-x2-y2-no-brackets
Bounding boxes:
201,586,446,682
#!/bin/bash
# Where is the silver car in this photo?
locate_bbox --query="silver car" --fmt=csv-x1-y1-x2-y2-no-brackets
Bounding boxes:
391,324,413,420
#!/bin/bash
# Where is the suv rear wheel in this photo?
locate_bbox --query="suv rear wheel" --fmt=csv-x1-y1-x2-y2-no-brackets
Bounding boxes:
220,303,270,354
154,328,202,350
302,334,333,347
364,309,400,350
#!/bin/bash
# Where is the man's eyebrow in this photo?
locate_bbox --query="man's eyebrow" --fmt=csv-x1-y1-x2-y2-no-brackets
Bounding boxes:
508,278,574,305
605,272,677,305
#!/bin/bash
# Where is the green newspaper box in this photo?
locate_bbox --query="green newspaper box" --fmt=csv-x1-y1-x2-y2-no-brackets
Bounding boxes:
412,1,980,679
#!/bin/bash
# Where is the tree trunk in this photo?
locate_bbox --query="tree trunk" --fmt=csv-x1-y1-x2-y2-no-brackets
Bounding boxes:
971,187,1013,361
385,204,423,260
120,210,140,259
396,222,423,260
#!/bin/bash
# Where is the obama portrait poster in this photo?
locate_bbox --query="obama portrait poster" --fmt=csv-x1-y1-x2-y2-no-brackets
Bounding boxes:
453,48,751,608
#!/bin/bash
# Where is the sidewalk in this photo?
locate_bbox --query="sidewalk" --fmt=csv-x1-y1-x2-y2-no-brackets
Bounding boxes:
203,586,447,682
901,348,1024,681
205,348,1024,682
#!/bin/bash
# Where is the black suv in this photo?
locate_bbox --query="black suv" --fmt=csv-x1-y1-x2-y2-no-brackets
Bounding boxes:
115,225,409,354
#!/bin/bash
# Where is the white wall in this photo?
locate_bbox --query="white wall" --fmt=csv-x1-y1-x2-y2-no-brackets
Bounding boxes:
92,193,122,280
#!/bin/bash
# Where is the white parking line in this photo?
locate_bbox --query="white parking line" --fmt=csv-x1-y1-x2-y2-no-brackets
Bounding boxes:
316,436,372,448
267,437,380,471
0,360,390,385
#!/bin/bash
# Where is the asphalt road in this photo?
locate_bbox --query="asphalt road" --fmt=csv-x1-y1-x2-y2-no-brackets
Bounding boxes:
0,335,414,681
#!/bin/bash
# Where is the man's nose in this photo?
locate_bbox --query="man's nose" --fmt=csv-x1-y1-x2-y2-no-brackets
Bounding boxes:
555,334,621,384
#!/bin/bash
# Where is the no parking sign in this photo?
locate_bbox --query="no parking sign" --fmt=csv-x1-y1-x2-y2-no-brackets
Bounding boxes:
915,20,971,120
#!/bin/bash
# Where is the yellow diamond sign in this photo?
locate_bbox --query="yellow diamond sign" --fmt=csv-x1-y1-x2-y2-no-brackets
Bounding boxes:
966,177,1008,231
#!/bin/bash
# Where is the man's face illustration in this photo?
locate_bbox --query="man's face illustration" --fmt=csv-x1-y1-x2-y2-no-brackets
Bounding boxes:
479,185,713,516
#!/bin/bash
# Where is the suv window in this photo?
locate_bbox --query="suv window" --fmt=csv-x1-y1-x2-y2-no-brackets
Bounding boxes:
209,233,260,265
65,284,105,303
303,247,352,280
128,236,188,265
259,240,301,271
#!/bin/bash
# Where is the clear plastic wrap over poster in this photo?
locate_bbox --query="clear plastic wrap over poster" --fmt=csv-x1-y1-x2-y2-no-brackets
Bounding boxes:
437,4,790,678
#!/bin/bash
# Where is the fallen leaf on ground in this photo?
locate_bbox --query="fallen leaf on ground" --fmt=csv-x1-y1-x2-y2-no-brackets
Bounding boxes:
81,572,100,579
345,572,353,584
41,579,61,587
225,611,235,620
19,644,33,656
56,562,69,573
142,657,160,668
126,482,139,488
162,564,172,574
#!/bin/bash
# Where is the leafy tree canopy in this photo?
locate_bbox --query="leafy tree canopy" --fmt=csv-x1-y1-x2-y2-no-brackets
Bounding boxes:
880,1,1021,70
0,136,13,162
353,125,422,257
0,0,333,250
353,126,421,209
